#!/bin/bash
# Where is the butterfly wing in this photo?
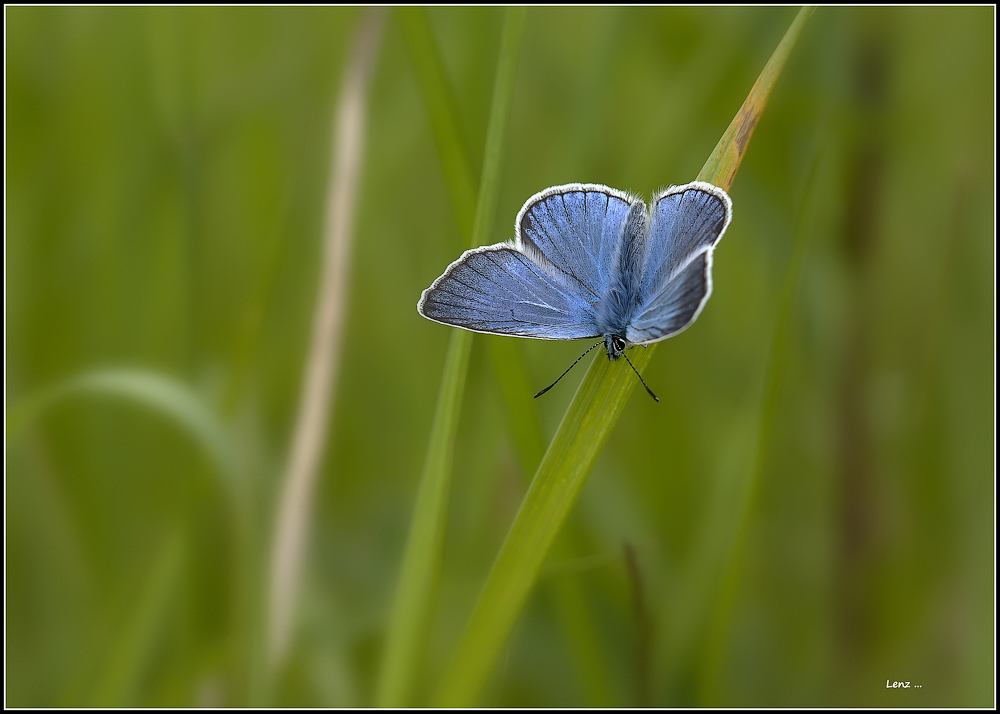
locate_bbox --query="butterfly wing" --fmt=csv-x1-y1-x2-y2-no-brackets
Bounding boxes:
417,244,600,339
418,184,641,340
517,184,640,301
626,181,732,344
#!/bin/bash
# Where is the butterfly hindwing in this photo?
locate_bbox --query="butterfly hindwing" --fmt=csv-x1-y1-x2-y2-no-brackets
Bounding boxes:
627,182,732,343
626,249,712,343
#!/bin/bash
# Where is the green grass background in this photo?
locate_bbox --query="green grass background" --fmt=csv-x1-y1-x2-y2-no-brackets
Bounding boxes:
6,6,994,707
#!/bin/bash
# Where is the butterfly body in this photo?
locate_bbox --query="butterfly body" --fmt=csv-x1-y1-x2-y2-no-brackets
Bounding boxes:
418,181,732,364
603,334,629,362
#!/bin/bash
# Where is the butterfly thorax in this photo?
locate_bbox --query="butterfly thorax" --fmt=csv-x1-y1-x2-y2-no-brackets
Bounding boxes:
604,334,629,361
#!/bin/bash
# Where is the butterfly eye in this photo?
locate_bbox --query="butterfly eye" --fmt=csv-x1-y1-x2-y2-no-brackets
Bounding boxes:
612,336,627,353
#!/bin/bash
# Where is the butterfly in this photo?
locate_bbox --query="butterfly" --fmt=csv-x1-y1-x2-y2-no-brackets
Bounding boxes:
417,181,733,401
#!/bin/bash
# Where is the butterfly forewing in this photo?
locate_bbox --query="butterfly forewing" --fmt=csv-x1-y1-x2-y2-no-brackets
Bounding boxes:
417,245,600,339
518,185,638,302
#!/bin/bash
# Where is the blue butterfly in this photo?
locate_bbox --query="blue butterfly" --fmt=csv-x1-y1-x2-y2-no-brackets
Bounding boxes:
417,181,733,400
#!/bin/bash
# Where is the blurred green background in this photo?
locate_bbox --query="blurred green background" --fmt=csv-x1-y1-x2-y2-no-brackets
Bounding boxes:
5,6,993,707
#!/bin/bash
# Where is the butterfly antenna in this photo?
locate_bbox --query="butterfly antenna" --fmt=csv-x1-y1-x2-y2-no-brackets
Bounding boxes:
534,340,604,398
623,353,660,402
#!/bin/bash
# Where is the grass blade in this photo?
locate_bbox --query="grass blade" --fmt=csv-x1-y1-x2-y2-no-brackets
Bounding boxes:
697,87,825,707
697,7,815,189
92,529,185,707
6,368,236,488
399,8,610,703
397,7,477,243
266,7,386,674
435,8,815,706
399,8,611,703
401,7,548,482
376,8,527,707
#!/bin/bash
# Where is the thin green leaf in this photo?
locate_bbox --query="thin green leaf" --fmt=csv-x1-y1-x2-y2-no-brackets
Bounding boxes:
548,567,616,707
376,8,526,707
8,369,257,705
697,92,826,707
6,368,236,488
698,7,815,190
399,7,547,477
92,529,185,707
435,8,815,706
400,8,611,703
484,336,548,478
397,7,477,243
